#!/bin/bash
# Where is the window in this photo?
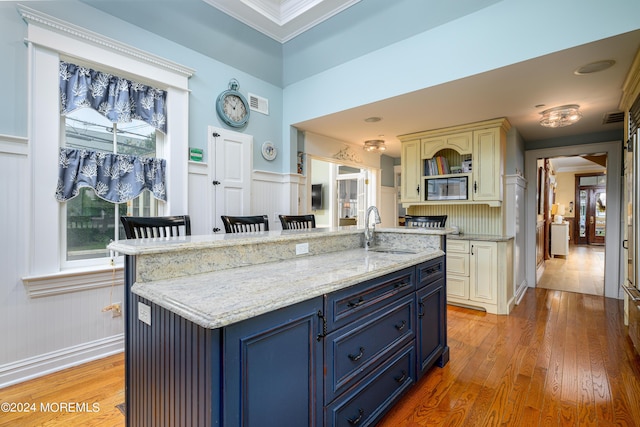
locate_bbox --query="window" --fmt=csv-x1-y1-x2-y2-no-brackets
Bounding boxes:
63,108,161,262
21,6,193,292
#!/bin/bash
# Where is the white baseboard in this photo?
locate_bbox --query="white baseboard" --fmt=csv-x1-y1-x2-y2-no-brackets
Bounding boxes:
0,334,124,389
515,279,529,304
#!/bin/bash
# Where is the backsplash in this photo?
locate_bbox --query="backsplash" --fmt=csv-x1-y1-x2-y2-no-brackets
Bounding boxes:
407,204,504,235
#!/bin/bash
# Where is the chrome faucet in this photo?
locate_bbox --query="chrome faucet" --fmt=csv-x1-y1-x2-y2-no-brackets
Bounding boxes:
364,206,381,248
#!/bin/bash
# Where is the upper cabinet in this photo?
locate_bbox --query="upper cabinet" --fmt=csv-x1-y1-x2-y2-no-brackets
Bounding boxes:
399,118,510,207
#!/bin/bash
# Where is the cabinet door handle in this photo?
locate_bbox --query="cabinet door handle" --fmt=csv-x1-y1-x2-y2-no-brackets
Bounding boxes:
623,239,629,250
394,370,407,383
418,302,424,319
347,297,364,308
347,408,364,425
348,347,365,361
395,320,406,331
473,181,478,193
416,186,420,194
471,244,474,256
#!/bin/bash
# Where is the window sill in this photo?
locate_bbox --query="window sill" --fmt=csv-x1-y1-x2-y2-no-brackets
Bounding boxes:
22,264,124,298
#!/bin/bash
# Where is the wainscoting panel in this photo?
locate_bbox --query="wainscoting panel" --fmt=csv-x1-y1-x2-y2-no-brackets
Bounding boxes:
252,171,306,230
1,134,125,387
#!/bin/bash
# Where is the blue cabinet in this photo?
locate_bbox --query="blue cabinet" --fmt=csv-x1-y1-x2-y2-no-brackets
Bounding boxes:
125,256,448,427
224,297,324,427
416,257,449,378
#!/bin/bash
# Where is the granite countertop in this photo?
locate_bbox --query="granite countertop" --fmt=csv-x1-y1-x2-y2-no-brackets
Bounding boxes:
132,246,443,330
447,233,513,242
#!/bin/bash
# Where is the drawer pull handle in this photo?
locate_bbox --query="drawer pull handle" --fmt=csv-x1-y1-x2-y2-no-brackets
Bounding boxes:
395,320,406,331
347,297,364,308
394,281,410,289
394,370,407,383
348,347,365,362
348,408,364,425
426,266,440,275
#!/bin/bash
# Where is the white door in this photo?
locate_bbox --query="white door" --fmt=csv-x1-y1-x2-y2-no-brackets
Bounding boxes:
209,126,253,233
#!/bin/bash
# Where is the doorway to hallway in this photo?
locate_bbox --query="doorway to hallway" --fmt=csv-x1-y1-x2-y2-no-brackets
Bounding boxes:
538,244,604,296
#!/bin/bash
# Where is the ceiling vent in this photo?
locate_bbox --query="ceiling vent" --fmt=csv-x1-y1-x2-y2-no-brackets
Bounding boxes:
248,93,269,115
602,111,624,124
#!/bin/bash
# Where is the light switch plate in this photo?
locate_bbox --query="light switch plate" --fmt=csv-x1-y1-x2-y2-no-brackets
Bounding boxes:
296,242,309,255
138,302,151,326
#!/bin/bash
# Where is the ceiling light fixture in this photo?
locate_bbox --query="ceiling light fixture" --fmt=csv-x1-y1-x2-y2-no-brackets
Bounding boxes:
364,116,382,123
539,104,583,128
363,139,386,152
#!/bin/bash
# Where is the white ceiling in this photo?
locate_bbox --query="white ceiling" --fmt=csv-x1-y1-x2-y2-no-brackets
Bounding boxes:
201,0,640,158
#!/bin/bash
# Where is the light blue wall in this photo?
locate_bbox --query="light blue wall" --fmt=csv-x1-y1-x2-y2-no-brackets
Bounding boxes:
1,1,284,172
282,0,500,86
0,3,28,136
282,0,640,174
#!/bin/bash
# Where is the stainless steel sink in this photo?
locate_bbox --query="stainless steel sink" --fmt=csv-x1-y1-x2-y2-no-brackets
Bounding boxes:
366,247,417,254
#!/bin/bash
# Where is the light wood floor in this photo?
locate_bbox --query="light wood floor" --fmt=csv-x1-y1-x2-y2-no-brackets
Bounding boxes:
379,288,640,426
3,291,639,426
538,244,605,296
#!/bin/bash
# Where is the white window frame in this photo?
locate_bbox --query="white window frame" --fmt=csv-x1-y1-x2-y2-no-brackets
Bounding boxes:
20,6,194,294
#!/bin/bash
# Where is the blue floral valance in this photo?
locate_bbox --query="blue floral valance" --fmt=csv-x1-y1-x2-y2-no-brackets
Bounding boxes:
59,61,167,133
56,148,167,203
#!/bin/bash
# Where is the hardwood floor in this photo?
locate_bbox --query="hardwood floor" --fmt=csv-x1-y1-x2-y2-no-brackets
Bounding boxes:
0,353,124,427
538,244,605,296
2,289,639,426
379,288,640,426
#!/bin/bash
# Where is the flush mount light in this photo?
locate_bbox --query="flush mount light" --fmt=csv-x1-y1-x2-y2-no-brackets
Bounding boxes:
539,104,582,128
363,139,386,152
574,60,615,75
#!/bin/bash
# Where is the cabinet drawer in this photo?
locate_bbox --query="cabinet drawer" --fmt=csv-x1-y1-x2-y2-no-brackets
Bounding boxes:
447,275,469,299
326,267,414,331
325,295,414,402
447,239,469,253
325,343,415,427
416,257,445,290
446,252,469,276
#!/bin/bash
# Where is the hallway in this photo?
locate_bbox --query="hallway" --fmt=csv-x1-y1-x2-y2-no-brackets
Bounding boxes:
538,244,605,296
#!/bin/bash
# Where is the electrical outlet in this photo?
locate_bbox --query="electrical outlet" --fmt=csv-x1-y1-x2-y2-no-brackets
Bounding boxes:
296,242,309,255
138,302,151,326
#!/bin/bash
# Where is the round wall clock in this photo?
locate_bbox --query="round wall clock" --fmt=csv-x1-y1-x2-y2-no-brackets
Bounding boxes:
216,79,250,128
261,141,277,161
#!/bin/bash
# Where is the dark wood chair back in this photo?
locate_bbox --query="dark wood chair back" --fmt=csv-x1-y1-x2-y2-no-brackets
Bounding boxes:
120,215,191,239
279,214,316,230
221,215,270,233
404,215,447,228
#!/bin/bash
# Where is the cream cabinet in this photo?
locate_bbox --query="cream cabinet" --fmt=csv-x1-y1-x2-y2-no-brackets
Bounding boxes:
421,131,472,159
446,237,514,314
399,118,510,207
550,223,569,257
400,139,421,203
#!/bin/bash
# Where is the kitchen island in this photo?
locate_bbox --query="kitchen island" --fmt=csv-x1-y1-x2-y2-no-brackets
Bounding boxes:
109,227,450,427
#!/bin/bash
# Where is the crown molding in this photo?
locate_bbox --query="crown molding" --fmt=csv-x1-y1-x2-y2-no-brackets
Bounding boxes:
17,4,195,79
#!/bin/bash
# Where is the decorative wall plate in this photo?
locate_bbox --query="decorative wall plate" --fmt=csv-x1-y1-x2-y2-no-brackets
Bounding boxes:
262,141,277,161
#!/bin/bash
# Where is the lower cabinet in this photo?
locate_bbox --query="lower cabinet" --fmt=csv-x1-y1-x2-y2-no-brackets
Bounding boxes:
446,238,514,314
127,257,448,427
224,297,324,427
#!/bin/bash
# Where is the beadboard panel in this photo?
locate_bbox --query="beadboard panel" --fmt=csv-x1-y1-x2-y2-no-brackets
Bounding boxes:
407,204,503,236
1,134,125,384
252,171,306,230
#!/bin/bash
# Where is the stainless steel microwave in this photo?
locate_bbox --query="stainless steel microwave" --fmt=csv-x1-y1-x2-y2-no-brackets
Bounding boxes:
425,176,468,201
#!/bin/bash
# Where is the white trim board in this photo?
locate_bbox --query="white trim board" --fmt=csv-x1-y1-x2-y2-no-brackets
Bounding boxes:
0,334,124,389
524,141,622,299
